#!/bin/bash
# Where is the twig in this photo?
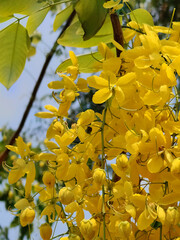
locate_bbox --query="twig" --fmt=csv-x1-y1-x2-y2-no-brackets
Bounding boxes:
110,12,124,57
0,10,76,165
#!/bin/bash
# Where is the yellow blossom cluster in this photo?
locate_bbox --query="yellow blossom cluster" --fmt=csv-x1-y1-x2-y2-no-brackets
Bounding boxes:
5,18,180,240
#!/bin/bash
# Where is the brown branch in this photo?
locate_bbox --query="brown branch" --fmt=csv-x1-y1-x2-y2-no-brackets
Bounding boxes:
110,12,124,57
110,12,124,183
0,10,76,165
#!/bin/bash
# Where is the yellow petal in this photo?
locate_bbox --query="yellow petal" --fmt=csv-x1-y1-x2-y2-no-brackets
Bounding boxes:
98,42,115,59
170,55,180,76
14,198,30,210
112,40,124,52
114,86,125,105
77,78,89,92
142,90,161,105
65,202,79,213
87,76,108,89
130,194,145,210
124,181,133,197
16,136,29,158
92,88,112,104
158,192,180,205
35,112,56,118
69,51,78,66
103,58,121,74
25,161,36,197
125,204,136,219
62,74,76,89
77,109,95,126
137,210,154,231
38,153,56,161
8,159,26,184
6,145,19,154
116,72,136,86
103,0,119,8
44,105,58,113
147,155,163,173
44,140,59,150
157,206,166,225
134,55,153,69
41,205,55,222
57,101,71,117
48,80,64,89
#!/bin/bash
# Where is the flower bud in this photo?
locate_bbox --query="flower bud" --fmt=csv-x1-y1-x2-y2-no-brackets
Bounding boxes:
69,234,81,240
116,154,129,172
8,190,14,199
42,171,56,188
171,158,180,179
93,168,106,185
80,219,97,240
53,121,64,136
59,187,74,205
20,207,35,227
40,223,52,240
118,221,131,238
166,207,179,225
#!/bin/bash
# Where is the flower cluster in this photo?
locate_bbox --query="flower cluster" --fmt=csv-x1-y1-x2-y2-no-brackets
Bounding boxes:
5,17,180,240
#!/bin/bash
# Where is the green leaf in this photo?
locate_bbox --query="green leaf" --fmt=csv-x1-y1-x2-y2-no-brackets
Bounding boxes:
0,23,30,89
0,15,13,23
57,13,120,48
26,6,50,36
53,4,74,32
150,220,162,230
130,9,154,26
10,217,19,228
75,0,107,40
56,52,103,73
0,0,45,17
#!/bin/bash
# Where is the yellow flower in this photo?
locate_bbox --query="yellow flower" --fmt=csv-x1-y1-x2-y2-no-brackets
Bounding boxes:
46,120,65,139
68,234,81,240
8,158,26,184
87,72,136,104
41,204,63,223
40,223,52,240
20,207,35,227
77,109,95,127
116,154,129,173
137,201,157,231
103,0,127,10
59,187,75,205
65,201,84,226
6,136,31,159
66,51,79,80
118,221,132,239
171,158,180,179
42,171,56,188
166,207,180,226
80,218,97,240
93,168,106,185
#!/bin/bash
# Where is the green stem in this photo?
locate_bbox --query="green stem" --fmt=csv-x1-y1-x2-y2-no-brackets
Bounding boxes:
174,86,179,121
160,225,162,240
101,103,108,240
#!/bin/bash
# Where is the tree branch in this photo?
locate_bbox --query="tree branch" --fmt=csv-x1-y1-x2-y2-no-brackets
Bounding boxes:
110,12,124,57
0,10,76,165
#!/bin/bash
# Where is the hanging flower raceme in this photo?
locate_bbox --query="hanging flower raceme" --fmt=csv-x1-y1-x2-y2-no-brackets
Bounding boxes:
4,4,180,240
